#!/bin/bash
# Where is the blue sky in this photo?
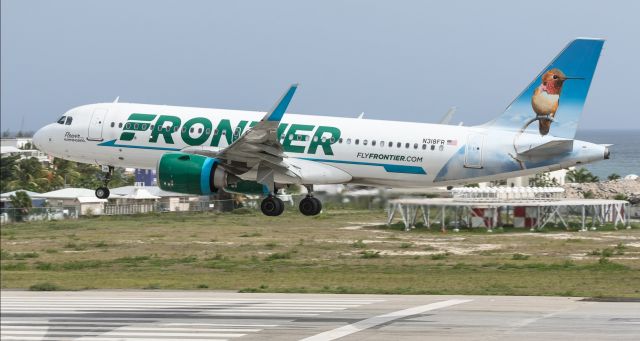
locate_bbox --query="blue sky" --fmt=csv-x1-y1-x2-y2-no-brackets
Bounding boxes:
2,0,639,132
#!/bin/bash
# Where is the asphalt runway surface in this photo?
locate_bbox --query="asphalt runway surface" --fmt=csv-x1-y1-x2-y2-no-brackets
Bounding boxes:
1,291,638,340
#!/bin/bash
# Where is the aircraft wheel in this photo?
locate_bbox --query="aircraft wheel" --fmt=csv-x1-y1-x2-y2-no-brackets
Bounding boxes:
299,196,322,216
261,196,284,216
95,187,110,199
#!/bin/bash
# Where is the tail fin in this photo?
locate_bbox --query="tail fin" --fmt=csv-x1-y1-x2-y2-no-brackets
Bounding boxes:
486,38,604,138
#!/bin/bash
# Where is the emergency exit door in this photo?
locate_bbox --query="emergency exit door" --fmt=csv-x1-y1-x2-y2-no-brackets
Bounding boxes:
464,134,484,168
87,108,108,141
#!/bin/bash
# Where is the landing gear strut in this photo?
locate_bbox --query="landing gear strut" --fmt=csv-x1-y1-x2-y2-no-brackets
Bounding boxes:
95,165,113,199
260,195,285,216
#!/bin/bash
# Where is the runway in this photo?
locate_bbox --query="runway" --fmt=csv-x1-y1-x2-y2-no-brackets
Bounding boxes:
1,291,638,340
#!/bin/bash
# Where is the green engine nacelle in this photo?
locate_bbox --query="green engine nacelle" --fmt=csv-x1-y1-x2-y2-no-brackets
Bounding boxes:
157,153,226,195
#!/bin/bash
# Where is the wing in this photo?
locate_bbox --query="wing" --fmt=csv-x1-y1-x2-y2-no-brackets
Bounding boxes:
182,84,301,182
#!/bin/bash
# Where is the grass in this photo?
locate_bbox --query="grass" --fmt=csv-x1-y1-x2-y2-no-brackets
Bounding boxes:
1,209,639,297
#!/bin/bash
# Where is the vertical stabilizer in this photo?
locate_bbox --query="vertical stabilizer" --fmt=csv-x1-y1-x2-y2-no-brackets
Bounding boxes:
486,38,604,138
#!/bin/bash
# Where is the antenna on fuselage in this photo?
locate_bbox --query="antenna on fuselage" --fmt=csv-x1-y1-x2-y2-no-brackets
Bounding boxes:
113,96,120,103
357,112,365,119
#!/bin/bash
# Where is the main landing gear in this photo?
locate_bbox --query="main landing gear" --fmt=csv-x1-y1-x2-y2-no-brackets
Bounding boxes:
299,195,322,216
258,185,323,217
95,165,114,199
260,195,285,216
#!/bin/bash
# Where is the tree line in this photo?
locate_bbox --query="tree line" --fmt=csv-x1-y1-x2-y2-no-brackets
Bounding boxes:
1,154,134,193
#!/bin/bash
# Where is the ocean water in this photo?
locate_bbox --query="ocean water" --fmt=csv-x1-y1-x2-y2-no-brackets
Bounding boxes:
574,130,640,179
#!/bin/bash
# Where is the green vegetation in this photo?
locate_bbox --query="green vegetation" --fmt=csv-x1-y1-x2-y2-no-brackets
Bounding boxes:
607,173,622,181
0,155,133,194
1,210,639,297
566,167,599,183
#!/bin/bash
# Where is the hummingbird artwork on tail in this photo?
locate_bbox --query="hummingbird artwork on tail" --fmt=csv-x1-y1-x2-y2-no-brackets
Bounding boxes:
530,68,581,135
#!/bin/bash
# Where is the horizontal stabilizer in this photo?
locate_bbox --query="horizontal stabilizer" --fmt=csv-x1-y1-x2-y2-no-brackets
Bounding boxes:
517,139,573,158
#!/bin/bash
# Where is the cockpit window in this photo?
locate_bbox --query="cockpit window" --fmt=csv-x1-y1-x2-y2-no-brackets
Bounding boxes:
65,117,73,125
57,116,66,124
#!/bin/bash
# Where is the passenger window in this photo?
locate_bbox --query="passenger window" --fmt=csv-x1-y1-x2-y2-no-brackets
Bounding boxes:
439,145,444,151
397,142,402,148
126,123,132,129
347,138,351,144
65,117,73,125
372,140,376,146
339,138,343,143
388,141,393,147
431,145,435,150
363,139,368,146
118,123,123,128
330,137,335,143
422,144,427,150
182,127,186,133
110,122,115,128
198,128,202,134
414,143,418,149
190,127,194,133
355,139,360,145
206,128,210,134
134,123,139,129
321,137,327,143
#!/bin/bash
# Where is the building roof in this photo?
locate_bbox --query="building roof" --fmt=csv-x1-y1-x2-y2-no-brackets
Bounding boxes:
117,188,161,200
33,188,99,199
110,185,192,198
0,190,42,199
0,146,21,154
77,197,108,203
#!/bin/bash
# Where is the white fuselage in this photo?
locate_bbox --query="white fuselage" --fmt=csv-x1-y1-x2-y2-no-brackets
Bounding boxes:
33,102,607,188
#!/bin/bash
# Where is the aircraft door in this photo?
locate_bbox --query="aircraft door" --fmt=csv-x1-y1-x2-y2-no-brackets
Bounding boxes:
464,134,484,168
87,108,108,141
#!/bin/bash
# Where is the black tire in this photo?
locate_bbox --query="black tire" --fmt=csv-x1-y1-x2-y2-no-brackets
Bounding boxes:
299,196,322,216
261,196,285,216
310,197,322,215
95,187,110,199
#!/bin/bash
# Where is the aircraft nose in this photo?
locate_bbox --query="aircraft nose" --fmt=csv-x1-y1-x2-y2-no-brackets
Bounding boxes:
32,126,47,150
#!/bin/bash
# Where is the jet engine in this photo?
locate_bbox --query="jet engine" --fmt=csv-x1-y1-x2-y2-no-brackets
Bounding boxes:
157,153,231,195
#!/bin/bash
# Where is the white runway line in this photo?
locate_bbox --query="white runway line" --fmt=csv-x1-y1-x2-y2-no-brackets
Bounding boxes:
1,296,381,340
300,299,472,341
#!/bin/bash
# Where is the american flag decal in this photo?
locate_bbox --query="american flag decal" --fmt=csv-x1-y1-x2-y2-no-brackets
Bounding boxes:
447,139,457,146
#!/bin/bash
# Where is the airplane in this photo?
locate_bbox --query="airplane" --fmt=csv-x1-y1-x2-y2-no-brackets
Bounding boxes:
33,38,609,216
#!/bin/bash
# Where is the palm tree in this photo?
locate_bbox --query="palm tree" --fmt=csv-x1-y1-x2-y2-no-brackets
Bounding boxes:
9,191,33,222
607,173,621,181
566,168,599,183
7,157,49,192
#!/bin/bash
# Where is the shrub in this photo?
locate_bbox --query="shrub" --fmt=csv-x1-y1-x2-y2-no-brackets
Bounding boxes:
264,252,291,261
512,253,530,261
352,240,366,248
29,282,59,291
430,253,449,260
360,250,381,259
399,243,413,249
13,252,39,260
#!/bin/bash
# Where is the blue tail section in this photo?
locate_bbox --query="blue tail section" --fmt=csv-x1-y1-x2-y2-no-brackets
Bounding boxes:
486,38,604,138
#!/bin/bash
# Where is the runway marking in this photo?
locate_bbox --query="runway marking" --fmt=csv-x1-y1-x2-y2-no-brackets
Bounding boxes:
300,299,472,341
0,296,381,340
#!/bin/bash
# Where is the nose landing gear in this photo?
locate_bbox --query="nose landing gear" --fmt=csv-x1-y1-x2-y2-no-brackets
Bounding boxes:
95,165,114,199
